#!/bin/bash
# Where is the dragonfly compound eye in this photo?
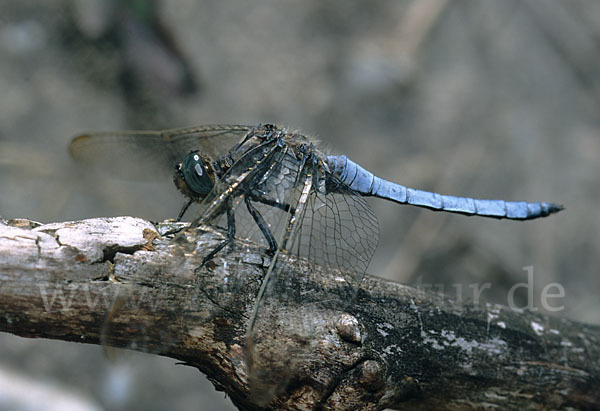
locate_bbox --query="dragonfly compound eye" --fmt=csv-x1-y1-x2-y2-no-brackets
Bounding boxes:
180,151,215,196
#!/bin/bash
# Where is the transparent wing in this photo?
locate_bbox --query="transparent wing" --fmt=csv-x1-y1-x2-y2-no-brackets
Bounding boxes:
99,279,183,364
245,158,379,404
69,124,252,180
292,178,379,277
89,125,252,359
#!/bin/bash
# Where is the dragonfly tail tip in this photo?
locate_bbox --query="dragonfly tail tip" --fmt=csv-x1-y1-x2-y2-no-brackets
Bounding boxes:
546,202,564,215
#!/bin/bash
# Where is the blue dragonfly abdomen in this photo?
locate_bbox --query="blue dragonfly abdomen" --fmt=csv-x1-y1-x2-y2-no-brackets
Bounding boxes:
327,155,563,220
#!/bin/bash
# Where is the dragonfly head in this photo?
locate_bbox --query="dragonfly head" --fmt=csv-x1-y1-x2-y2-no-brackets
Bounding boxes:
174,151,216,200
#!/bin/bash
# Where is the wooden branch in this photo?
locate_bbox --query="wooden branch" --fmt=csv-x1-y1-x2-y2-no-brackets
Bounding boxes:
0,217,598,410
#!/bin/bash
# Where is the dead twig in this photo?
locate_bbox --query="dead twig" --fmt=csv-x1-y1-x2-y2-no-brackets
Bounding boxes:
0,217,598,410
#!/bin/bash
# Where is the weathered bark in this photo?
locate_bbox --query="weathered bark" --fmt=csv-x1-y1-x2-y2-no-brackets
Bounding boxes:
0,217,598,410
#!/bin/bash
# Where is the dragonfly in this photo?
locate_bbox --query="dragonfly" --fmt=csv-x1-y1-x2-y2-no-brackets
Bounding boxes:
70,123,563,403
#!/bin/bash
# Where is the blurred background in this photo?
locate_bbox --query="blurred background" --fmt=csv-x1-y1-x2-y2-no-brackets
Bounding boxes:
0,0,598,410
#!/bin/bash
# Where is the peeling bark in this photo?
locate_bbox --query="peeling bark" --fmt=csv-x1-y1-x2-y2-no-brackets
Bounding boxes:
0,217,598,410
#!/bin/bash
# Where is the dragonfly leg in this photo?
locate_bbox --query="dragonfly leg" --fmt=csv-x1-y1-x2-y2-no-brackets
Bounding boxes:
201,200,236,265
244,196,278,255
176,198,194,221
249,192,292,213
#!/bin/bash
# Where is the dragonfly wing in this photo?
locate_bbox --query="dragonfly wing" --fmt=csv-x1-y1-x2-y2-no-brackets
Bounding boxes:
99,279,183,363
246,159,379,404
292,177,379,280
94,126,253,358
69,124,252,180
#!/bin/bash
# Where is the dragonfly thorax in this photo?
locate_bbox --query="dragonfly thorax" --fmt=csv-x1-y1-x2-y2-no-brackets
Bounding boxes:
174,151,216,200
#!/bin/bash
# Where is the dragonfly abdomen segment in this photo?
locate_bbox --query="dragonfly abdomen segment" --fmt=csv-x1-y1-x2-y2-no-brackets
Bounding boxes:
327,155,562,220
